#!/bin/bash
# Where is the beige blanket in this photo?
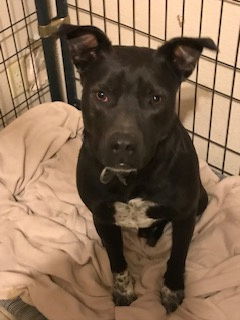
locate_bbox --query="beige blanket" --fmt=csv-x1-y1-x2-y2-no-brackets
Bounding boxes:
0,102,240,320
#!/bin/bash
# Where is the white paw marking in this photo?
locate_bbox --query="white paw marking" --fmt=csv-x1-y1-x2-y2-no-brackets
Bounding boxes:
160,285,184,313
114,197,157,229
113,269,135,296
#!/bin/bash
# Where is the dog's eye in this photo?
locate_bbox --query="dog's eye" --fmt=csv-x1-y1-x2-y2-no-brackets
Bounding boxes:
96,91,109,103
152,95,162,103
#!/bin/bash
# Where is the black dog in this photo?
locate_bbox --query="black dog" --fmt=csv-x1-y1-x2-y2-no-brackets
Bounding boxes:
60,24,216,313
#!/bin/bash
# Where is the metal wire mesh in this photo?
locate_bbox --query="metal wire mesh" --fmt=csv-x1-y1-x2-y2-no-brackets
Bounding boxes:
67,0,240,176
0,0,50,129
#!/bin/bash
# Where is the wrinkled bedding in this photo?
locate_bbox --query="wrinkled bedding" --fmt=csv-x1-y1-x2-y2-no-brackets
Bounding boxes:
0,102,240,320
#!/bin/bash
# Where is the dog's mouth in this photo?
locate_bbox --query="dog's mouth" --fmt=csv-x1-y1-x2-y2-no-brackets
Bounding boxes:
100,165,137,185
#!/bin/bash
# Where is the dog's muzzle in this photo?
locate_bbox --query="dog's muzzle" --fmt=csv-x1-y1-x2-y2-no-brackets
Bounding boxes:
104,131,142,170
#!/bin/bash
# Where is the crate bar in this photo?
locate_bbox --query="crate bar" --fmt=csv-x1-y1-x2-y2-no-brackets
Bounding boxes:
89,0,93,25
5,0,30,110
206,0,224,162
0,108,5,128
164,0,168,40
0,45,17,120
56,0,68,17
75,0,80,24
117,0,121,45
56,0,80,108
177,0,186,118
21,0,42,104
192,0,204,143
133,0,136,45
148,0,151,48
181,0,185,37
34,0,63,101
103,0,107,34
221,27,240,174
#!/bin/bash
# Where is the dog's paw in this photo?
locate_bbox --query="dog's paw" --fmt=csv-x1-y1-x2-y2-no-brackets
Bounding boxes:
112,270,137,306
160,285,184,313
113,290,137,306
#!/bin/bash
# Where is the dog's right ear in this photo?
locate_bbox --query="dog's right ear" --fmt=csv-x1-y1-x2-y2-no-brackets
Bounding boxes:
58,24,112,71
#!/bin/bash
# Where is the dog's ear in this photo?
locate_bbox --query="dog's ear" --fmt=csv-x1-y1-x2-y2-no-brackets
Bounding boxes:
158,37,217,80
58,24,112,71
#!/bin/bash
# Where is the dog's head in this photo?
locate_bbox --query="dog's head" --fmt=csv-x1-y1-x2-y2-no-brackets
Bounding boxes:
60,24,216,171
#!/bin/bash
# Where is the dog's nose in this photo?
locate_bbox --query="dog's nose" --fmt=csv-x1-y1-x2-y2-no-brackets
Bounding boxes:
108,132,137,164
111,139,135,154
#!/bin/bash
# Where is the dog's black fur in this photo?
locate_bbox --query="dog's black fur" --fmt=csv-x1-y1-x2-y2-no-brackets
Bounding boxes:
59,24,217,313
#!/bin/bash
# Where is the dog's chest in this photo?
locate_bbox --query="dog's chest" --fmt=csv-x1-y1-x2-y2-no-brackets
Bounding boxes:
114,198,157,229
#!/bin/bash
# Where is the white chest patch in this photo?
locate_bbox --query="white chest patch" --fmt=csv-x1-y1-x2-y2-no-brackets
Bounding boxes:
114,198,157,229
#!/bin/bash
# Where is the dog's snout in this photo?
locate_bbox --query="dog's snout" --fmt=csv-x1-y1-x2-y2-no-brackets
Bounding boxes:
111,137,136,155
108,132,138,167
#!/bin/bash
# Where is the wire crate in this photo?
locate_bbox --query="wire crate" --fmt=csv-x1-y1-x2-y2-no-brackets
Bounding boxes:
0,0,239,176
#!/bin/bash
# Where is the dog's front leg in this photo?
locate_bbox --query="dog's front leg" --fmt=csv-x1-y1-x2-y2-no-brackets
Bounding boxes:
160,215,195,313
93,216,137,306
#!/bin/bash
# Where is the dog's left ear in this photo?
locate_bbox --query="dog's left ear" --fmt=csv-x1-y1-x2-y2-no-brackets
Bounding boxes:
158,37,217,80
58,24,112,71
